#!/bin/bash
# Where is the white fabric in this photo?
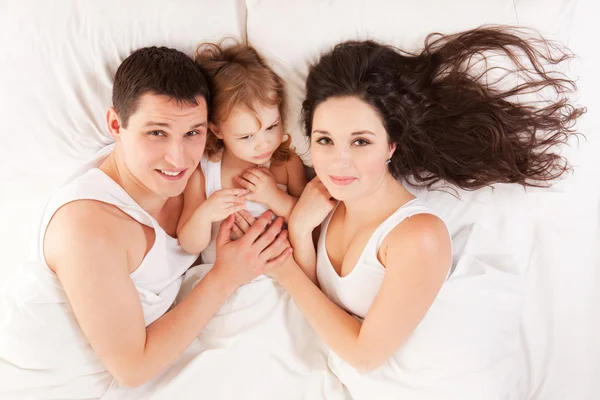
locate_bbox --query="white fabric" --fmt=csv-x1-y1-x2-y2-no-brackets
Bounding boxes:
0,144,198,399
105,268,349,400
246,1,600,399
317,198,523,400
197,155,287,265
0,0,247,283
0,0,598,399
513,2,600,399
317,199,451,320
246,0,518,165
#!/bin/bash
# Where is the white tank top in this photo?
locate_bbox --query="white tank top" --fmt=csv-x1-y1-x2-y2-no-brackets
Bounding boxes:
316,199,452,320
0,145,198,399
198,155,287,265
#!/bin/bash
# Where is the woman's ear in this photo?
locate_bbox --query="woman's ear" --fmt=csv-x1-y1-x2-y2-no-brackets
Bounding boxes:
106,107,122,140
388,142,397,159
209,122,222,139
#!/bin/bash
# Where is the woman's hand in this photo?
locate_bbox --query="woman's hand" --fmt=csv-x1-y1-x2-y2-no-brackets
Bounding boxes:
289,176,336,235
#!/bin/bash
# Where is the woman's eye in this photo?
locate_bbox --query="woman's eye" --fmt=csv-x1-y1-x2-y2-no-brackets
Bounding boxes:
353,138,370,146
316,137,332,145
239,135,252,140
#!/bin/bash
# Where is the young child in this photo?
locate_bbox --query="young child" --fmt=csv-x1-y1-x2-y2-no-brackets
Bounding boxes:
177,42,306,264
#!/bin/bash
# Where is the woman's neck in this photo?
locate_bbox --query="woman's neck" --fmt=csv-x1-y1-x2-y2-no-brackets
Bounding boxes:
342,173,415,222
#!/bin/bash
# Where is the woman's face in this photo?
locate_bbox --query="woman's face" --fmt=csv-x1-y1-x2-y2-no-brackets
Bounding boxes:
310,96,396,202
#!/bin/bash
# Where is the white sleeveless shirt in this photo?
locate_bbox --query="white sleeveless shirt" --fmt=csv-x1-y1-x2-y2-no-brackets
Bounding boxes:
198,155,287,265
0,145,198,399
316,199,454,399
317,198,452,319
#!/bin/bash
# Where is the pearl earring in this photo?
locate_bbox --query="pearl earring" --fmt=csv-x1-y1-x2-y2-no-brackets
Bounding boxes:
385,159,391,165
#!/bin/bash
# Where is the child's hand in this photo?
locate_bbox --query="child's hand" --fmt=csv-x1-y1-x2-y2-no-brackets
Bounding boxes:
201,188,247,223
235,167,280,205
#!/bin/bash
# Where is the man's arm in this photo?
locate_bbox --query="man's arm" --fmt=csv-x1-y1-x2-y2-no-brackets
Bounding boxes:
45,201,237,386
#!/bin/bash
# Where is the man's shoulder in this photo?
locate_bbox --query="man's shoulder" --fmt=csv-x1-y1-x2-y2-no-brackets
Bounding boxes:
55,199,134,231
44,200,136,268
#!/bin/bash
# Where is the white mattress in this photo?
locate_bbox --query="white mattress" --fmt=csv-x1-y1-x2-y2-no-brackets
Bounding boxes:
0,0,597,399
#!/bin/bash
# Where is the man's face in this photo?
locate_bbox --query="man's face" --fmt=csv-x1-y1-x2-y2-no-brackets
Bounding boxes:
109,93,208,199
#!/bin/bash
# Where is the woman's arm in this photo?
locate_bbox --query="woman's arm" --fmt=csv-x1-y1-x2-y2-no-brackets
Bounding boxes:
273,213,452,372
287,176,336,283
288,225,319,284
45,203,290,387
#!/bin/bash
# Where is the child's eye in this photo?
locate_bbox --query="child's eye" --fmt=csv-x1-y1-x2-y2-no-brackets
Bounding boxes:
316,137,332,145
148,131,164,137
239,135,253,140
266,123,279,131
352,138,370,146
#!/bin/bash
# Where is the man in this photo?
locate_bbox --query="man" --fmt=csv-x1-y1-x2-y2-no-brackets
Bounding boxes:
0,46,291,399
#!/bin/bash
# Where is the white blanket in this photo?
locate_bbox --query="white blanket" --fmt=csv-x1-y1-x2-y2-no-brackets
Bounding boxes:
103,265,349,400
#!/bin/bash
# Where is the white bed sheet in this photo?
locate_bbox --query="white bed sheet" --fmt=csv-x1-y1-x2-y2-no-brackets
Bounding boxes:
0,0,598,399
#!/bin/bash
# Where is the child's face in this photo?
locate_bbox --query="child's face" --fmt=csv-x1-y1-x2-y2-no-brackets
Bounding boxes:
213,104,284,165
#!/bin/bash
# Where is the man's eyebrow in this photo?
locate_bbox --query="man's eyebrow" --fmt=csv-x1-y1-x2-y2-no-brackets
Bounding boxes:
142,121,171,128
141,121,208,129
190,122,207,129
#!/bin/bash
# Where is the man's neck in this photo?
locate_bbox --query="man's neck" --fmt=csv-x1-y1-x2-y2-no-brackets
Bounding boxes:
99,150,168,217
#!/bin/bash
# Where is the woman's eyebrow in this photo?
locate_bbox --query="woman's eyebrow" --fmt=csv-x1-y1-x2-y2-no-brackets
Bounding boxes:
312,130,376,136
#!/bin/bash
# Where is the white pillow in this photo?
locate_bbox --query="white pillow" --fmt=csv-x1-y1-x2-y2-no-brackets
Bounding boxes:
246,0,518,164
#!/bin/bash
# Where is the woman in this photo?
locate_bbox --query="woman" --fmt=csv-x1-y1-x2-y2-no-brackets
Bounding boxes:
234,27,584,398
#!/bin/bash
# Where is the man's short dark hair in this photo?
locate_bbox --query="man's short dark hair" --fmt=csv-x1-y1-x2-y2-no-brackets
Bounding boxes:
112,46,210,128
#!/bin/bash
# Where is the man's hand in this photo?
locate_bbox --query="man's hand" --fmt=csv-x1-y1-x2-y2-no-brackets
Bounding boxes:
212,211,293,291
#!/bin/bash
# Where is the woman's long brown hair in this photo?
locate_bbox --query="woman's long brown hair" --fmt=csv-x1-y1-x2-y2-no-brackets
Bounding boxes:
302,26,586,190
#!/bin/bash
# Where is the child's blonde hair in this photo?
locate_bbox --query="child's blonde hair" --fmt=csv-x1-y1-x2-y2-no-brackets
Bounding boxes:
195,41,293,164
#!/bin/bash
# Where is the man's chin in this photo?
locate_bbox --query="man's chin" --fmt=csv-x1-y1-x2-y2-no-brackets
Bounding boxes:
147,182,185,199
159,187,185,199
